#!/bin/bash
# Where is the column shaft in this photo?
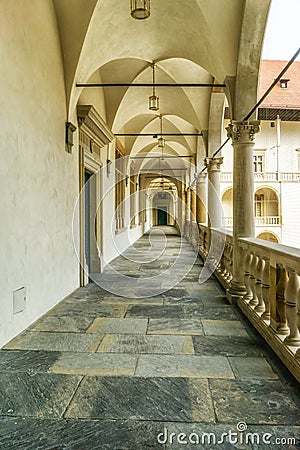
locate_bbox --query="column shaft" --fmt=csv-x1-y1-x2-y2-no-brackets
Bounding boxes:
227,120,260,299
205,157,223,228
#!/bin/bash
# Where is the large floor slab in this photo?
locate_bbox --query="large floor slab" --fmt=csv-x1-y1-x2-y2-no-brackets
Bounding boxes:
65,376,215,423
97,334,193,354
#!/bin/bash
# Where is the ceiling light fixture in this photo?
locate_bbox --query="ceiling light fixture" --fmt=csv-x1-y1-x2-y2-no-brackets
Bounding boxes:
130,0,150,20
149,63,159,111
158,114,165,149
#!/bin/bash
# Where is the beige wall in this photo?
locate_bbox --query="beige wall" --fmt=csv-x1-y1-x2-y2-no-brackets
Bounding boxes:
0,0,79,347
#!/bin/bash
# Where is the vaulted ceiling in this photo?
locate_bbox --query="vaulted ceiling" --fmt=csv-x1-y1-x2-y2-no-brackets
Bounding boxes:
54,0,271,171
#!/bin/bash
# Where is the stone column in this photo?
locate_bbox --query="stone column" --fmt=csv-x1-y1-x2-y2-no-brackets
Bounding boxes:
196,173,207,224
226,120,260,301
190,185,197,222
205,157,223,228
185,187,191,237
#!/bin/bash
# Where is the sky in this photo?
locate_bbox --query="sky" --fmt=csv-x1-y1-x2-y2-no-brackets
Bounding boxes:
262,0,300,60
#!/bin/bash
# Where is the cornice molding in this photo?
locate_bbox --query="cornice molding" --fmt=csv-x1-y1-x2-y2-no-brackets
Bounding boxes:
77,105,114,147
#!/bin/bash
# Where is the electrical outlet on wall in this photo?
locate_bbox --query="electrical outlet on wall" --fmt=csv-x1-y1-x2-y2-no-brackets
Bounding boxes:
13,287,26,315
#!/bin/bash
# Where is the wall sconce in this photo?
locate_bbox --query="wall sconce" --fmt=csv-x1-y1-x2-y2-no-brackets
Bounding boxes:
106,159,112,177
125,175,129,186
65,122,76,154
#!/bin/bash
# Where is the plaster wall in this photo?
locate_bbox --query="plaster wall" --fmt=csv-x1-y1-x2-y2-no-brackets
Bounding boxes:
281,183,300,248
0,1,79,347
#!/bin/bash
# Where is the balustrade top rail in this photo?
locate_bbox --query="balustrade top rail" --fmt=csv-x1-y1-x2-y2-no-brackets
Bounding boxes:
222,216,280,227
221,172,300,182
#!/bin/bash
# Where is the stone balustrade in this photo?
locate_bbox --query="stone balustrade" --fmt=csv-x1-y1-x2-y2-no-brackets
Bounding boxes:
195,222,300,383
221,172,300,182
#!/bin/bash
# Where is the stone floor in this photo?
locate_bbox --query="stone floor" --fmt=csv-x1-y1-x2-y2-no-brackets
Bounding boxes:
0,227,299,449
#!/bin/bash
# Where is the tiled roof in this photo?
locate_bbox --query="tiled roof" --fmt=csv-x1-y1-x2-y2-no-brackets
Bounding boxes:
258,60,300,109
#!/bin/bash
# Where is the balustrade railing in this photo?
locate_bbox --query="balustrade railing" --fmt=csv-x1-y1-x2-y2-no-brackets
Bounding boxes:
222,216,280,228
196,222,300,383
221,172,300,182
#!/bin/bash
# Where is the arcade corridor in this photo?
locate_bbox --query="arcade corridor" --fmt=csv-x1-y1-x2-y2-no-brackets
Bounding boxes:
0,228,299,449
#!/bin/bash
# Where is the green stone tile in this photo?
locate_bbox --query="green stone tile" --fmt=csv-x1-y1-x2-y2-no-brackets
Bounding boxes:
0,350,61,373
126,305,183,318
0,373,81,418
148,318,203,335
87,318,148,334
5,332,97,352
192,335,265,357
135,355,234,378
101,296,164,305
210,379,300,425
65,376,215,423
30,316,94,332
0,418,164,450
202,320,249,337
229,357,278,379
50,352,138,376
183,306,239,321
97,334,192,354
52,302,119,318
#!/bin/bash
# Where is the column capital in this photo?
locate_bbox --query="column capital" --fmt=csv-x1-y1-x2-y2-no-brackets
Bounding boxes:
204,156,224,172
226,120,260,143
195,172,207,183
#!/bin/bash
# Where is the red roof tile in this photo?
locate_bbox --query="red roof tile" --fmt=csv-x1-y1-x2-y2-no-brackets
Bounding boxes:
258,60,300,109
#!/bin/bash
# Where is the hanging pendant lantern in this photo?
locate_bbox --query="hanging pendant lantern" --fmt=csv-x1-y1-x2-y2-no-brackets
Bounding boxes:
158,114,164,148
158,137,165,148
148,63,159,111
130,0,151,20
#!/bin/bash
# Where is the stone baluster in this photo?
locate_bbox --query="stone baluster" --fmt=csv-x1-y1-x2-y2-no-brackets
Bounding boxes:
244,251,253,302
249,254,259,307
295,285,300,359
219,244,227,280
276,265,290,336
228,244,233,282
221,243,228,279
261,257,271,320
254,255,265,313
284,269,300,346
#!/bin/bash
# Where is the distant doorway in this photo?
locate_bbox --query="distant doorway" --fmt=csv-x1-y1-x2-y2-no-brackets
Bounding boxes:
158,207,168,225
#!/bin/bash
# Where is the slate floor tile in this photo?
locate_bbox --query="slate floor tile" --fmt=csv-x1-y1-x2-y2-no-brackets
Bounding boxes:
65,376,215,423
87,318,148,334
0,418,164,450
4,332,97,352
0,373,81,418
192,335,265,357
209,379,300,425
228,357,278,379
135,355,234,379
97,334,193,354
183,305,238,320
30,315,94,332
202,320,249,337
148,318,203,335
101,296,164,305
0,350,61,373
52,302,119,318
200,297,230,307
50,352,138,376
125,305,183,318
